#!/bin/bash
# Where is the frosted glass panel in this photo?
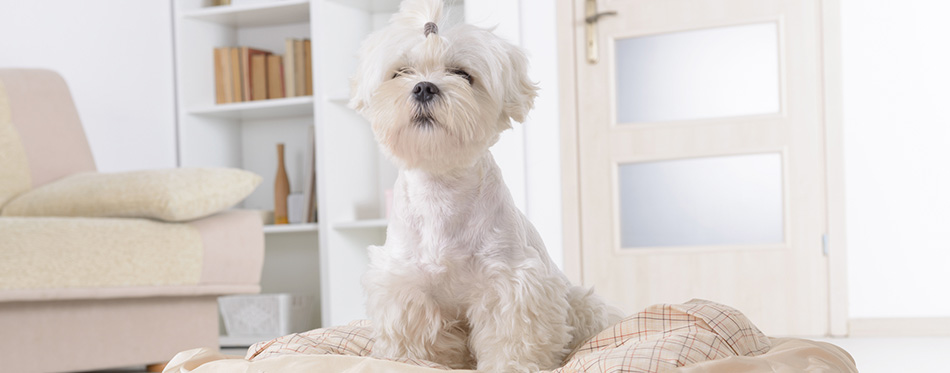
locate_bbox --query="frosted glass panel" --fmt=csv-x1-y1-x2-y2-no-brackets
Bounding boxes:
615,23,780,123
618,153,784,248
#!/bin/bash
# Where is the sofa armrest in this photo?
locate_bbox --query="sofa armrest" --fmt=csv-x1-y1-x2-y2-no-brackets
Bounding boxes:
0,168,261,222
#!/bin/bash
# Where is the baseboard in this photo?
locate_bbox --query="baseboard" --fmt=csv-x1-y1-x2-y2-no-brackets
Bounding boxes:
850,317,950,337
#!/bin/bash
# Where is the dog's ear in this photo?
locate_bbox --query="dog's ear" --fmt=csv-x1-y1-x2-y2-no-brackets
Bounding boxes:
349,61,375,114
349,78,366,113
349,31,387,115
502,43,539,124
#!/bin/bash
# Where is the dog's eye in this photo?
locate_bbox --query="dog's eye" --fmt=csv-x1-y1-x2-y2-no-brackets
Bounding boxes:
392,67,412,79
448,68,473,85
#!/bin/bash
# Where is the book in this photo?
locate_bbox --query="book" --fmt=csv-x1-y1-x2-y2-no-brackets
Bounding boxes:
284,39,296,98
267,55,284,100
214,48,231,104
240,47,271,102
251,54,269,101
303,39,313,96
294,39,305,97
229,48,242,102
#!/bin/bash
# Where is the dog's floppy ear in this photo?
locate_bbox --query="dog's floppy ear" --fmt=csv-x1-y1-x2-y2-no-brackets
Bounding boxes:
349,78,367,113
349,31,380,114
349,54,380,114
502,43,539,124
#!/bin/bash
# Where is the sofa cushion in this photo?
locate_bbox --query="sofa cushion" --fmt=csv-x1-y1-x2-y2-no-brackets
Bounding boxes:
0,210,264,300
0,80,32,208
0,216,204,291
1,168,261,222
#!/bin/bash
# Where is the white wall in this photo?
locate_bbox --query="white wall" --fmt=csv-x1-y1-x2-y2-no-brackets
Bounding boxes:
465,0,563,269
0,0,178,172
465,0,527,215
841,0,950,318
519,0,563,268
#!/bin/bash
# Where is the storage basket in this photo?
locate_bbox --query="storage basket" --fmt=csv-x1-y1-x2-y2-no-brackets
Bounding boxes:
218,293,314,337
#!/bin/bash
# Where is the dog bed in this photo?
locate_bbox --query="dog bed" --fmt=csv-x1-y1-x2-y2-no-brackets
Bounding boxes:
164,300,857,372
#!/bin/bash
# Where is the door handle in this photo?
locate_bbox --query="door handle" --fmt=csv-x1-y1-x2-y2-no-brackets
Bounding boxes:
586,0,617,64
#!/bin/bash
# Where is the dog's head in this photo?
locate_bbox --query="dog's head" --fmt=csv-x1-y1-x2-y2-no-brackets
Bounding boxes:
350,0,538,172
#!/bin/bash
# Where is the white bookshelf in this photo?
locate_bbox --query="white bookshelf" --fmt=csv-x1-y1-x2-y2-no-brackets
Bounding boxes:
182,0,311,27
189,96,314,120
173,0,470,345
171,0,413,341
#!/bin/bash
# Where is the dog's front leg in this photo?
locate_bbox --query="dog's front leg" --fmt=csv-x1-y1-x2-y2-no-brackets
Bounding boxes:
467,264,574,372
365,273,438,359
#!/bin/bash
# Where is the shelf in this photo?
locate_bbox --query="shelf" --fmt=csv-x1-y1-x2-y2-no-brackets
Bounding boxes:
326,0,461,13
264,223,319,234
188,96,314,120
325,92,351,105
326,0,400,13
334,219,388,230
183,0,311,27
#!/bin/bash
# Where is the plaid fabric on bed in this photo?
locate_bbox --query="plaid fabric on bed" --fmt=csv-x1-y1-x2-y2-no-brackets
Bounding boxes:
558,299,771,372
246,299,771,372
246,320,448,369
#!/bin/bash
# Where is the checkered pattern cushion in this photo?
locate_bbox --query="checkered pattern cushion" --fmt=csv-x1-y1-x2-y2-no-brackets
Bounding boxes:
246,299,771,372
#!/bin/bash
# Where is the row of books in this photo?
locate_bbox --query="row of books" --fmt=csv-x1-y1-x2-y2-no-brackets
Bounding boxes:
213,39,313,104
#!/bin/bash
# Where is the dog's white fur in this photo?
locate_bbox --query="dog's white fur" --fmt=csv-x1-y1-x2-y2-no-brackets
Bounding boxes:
351,0,615,371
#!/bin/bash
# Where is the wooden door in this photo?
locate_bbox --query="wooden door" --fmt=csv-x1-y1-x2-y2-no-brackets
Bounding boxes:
574,0,830,335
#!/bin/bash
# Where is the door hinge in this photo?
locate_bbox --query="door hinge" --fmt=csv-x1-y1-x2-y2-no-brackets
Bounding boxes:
822,234,829,256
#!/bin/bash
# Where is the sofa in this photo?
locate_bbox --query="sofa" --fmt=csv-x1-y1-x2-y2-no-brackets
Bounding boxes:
0,69,266,372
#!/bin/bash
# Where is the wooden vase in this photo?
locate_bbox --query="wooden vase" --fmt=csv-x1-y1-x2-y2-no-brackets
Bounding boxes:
274,143,290,224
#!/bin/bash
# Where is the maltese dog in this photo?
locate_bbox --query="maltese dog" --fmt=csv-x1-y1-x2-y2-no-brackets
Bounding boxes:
351,0,615,371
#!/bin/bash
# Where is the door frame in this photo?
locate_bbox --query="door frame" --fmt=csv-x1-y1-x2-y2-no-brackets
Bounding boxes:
556,0,848,336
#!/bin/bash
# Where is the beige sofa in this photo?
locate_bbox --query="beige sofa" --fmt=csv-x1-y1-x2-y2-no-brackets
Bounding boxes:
0,69,265,372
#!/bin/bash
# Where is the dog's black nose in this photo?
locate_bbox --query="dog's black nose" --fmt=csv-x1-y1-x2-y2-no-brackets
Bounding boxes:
412,81,440,102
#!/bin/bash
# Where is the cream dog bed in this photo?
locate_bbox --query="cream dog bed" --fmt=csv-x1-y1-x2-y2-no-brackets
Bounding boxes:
165,300,857,373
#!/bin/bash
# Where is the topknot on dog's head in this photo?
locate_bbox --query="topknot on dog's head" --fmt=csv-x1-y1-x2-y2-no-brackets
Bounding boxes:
424,22,438,37
392,0,444,36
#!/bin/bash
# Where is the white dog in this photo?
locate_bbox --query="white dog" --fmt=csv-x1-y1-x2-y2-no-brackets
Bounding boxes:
351,0,615,371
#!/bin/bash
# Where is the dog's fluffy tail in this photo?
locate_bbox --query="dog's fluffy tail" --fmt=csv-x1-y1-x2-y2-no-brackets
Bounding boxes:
565,286,624,350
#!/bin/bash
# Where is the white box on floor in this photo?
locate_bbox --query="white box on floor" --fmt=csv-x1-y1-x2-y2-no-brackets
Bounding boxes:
219,293,314,337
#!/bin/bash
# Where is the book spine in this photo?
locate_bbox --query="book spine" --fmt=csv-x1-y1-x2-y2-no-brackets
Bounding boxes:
284,38,296,98
229,48,243,102
267,55,284,99
251,54,269,101
294,39,305,97
304,39,313,96
214,48,229,104
240,47,252,102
